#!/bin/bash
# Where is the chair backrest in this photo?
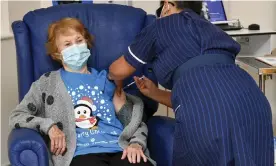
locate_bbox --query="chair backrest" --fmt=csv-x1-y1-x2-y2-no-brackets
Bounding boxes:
12,3,158,117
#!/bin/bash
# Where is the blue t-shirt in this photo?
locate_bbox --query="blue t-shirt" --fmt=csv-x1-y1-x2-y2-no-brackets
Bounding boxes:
60,68,123,156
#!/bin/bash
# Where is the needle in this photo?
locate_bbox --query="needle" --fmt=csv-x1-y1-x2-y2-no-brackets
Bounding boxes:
123,76,145,90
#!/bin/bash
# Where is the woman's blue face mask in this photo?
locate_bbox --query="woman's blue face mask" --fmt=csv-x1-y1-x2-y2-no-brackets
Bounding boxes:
61,43,90,71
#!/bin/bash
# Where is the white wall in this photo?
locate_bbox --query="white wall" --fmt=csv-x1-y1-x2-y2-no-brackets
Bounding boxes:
226,1,276,52
1,37,18,166
40,0,52,8
1,1,42,165
227,1,275,30
1,1,10,37
132,1,159,15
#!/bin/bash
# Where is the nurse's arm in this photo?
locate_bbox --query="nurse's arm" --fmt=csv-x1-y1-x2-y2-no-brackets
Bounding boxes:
109,22,157,81
109,21,156,90
151,89,172,108
109,56,136,81
135,76,172,108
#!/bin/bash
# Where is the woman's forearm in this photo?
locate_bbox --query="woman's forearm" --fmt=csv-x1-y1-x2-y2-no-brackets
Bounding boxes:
150,89,172,108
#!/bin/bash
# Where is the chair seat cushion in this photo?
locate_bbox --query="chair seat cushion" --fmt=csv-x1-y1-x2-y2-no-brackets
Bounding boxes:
147,116,175,166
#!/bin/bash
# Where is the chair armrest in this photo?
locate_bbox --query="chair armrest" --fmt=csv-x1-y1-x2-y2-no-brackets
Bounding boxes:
147,116,175,166
8,128,49,166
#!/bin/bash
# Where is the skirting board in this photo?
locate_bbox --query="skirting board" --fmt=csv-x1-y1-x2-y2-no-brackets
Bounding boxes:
2,163,10,166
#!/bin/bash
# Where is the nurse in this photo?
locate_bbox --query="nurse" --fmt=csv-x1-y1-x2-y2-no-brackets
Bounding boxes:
109,1,274,165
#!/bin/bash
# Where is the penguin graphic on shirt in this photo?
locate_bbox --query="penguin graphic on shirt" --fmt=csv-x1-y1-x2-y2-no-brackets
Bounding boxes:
74,96,99,130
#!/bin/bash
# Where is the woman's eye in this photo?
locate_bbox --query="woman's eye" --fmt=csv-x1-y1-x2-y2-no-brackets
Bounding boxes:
77,40,83,43
65,43,71,47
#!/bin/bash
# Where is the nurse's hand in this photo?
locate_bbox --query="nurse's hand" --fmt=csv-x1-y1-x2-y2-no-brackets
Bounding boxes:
113,89,126,113
134,76,158,98
121,143,147,164
135,76,173,108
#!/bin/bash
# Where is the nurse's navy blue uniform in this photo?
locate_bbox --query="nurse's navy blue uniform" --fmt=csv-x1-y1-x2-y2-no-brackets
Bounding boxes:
124,9,274,166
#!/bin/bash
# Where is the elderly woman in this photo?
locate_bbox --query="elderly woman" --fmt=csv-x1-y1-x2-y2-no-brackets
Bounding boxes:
9,18,155,166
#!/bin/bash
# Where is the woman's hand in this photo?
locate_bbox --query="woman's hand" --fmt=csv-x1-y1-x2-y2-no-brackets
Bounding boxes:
121,143,147,164
134,76,159,98
48,125,66,156
113,89,126,113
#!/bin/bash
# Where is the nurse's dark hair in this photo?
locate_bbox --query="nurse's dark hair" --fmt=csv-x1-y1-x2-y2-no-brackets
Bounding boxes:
174,1,202,15
156,1,164,17
156,1,202,16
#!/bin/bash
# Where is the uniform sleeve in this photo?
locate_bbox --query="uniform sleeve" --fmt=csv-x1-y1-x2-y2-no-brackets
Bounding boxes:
9,80,55,134
124,21,157,69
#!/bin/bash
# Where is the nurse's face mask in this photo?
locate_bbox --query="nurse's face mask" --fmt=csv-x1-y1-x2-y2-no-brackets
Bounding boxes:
57,29,91,71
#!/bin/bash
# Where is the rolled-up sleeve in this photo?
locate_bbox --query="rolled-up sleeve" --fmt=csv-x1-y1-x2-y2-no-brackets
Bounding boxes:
124,21,157,69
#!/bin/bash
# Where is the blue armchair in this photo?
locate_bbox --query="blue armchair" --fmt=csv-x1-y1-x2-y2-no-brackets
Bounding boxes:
9,4,175,166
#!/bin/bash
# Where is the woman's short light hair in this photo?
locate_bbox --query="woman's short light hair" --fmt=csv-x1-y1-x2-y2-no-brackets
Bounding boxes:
46,17,94,63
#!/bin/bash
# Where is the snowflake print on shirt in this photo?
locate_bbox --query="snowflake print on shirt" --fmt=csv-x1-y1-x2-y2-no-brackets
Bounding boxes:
61,68,123,156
